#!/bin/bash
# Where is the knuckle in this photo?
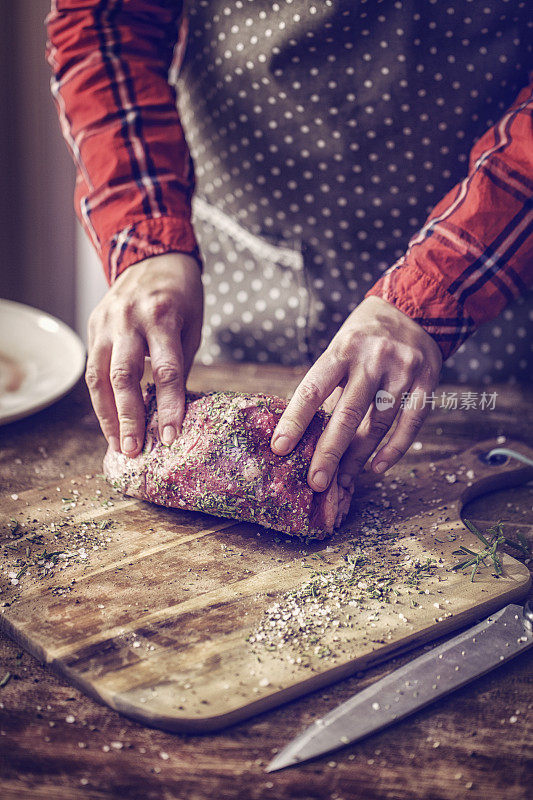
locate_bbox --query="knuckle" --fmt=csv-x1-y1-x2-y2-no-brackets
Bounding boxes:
367,417,391,438
335,405,364,433
406,413,426,432
110,366,138,391
98,417,119,437
400,347,424,371
146,295,172,321
117,414,140,430
381,443,405,462
85,366,106,393
153,363,181,387
330,334,358,364
280,416,306,438
297,379,323,406
144,294,184,329
372,338,392,360
318,447,344,464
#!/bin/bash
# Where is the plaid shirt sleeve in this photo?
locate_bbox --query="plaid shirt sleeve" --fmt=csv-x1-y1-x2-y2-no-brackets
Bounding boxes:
366,78,533,360
46,0,201,284
47,3,532,352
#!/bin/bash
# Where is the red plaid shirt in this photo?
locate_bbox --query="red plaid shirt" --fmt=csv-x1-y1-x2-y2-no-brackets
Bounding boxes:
46,0,533,360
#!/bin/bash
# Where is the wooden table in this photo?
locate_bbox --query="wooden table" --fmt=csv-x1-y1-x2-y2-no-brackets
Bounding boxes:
1,364,532,800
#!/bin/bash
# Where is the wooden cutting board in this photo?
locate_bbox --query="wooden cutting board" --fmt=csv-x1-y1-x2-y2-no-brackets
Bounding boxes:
1,438,531,732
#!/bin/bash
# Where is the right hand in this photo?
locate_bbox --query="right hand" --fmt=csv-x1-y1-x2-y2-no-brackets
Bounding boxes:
85,252,203,457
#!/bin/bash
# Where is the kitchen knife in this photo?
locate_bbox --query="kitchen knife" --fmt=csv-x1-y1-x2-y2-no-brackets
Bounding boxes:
266,601,533,772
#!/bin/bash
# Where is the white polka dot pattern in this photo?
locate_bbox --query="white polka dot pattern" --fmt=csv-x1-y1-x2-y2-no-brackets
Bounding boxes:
175,0,532,383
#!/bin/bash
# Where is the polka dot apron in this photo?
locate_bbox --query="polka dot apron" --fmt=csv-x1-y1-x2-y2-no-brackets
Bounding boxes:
176,0,532,384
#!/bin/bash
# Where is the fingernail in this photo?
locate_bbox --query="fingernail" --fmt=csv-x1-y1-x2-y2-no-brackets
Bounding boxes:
374,461,388,474
161,425,176,446
108,435,120,452
272,434,291,455
312,469,329,491
339,473,353,489
122,435,137,454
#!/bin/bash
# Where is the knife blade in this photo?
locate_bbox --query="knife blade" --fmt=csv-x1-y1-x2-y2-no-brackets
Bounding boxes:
266,602,533,773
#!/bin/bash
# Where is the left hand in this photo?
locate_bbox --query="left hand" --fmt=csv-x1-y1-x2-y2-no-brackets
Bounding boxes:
270,296,443,493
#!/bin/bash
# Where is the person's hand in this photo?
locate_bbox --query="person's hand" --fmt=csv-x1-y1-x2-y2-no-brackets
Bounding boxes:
271,296,442,492
85,253,203,456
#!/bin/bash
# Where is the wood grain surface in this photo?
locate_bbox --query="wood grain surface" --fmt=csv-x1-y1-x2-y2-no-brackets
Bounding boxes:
1,364,532,800
0,439,531,733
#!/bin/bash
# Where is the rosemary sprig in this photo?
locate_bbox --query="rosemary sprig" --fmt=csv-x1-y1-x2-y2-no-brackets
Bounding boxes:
452,519,507,581
502,531,531,558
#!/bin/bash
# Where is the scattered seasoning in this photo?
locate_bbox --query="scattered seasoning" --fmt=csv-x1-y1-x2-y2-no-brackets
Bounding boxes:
1,483,116,602
248,505,441,664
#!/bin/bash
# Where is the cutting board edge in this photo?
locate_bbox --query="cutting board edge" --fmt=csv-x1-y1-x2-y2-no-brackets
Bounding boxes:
47,569,531,735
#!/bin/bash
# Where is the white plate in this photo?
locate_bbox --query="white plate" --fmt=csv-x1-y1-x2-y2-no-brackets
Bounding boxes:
0,299,86,426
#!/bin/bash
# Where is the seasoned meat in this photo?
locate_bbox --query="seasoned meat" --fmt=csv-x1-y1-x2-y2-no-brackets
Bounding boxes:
103,386,353,538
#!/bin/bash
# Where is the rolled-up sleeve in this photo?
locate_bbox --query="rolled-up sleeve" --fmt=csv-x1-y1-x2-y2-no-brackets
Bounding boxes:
366,78,533,360
46,0,201,283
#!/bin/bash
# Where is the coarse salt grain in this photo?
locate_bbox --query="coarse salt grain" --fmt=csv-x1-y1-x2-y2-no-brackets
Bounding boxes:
65,715,75,723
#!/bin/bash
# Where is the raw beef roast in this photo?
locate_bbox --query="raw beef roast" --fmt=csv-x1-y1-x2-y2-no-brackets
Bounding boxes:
103,385,353,538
